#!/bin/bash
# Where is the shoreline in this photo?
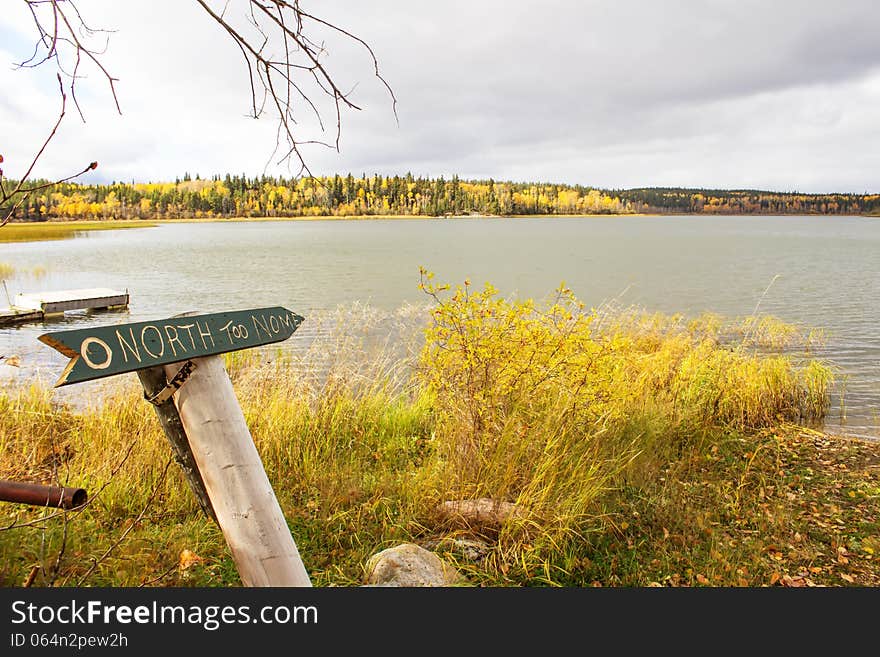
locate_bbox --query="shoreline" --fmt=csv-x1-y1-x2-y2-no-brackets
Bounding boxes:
1,210,876,238
140,211,880,222
0,220,159,244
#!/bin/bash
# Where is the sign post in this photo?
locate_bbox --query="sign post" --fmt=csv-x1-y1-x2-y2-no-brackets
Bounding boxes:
39,306,312,587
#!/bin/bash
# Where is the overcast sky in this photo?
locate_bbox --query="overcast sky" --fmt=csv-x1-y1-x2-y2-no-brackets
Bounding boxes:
2,0,879,192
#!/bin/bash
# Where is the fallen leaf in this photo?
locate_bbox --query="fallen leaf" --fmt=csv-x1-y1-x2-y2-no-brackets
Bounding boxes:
769,572,781,586
5,355,20,367
783,575,806,588
840,573,855,584
696,574,710,585
179,549,204,571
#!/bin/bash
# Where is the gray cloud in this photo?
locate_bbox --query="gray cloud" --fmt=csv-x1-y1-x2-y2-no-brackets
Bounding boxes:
1,0,878,192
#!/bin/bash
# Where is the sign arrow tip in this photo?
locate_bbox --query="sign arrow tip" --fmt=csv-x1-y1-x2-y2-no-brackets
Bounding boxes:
38,332,79,359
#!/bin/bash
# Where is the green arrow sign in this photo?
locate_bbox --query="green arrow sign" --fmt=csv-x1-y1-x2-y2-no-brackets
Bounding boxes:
39,307,305,386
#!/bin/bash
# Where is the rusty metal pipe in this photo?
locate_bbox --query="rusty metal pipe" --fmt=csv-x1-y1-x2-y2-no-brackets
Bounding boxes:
0,479,87,509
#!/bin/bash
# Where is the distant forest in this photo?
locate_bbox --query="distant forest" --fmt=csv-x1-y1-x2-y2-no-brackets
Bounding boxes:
5,173,879,220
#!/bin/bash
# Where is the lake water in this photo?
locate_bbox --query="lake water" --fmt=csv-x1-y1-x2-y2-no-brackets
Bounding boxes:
1,215,878,438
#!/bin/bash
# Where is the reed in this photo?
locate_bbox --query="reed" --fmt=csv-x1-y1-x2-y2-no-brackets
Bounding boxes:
0,221,157,243
415,274,834,580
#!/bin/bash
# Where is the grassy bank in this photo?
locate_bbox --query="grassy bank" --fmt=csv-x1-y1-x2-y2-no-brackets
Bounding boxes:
1,282,876,587
0,220,158,243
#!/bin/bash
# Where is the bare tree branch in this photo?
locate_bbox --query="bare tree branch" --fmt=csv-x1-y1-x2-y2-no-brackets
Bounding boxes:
19,0,121,118
0,74,99,227
1,0,115,226
2,0,396,587
75,457,174,586
194,0,397,175
4,0,395,226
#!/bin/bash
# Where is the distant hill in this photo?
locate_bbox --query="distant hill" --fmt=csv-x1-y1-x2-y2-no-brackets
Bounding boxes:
4,174,878,220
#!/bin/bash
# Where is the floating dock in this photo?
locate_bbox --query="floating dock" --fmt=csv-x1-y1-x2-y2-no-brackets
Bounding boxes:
0,288,129,326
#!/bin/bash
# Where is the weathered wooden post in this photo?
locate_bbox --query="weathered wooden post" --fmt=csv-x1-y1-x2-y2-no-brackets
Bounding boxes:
164,354,310,586
138,364,217,522
38,306,311,587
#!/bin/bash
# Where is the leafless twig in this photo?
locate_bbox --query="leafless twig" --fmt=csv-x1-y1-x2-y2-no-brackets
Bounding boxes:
75,456,174,586
19,0,120,119
194,0,397,176
0,1,116,225
3,0,394,226
139,563,179,587
0,73,98,226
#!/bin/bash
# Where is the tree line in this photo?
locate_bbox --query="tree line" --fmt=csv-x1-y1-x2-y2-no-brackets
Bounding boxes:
4,174,878,221
617,187,880,216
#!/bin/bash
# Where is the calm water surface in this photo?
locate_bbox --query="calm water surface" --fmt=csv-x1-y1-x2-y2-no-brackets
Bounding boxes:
1,215,878,438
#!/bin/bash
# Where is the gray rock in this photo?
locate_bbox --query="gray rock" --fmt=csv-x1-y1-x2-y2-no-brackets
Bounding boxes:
422,536,493,562
364,543,467,587
448,537,492,561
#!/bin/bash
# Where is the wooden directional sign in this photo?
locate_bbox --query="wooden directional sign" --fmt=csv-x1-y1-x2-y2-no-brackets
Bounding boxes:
38,307,304,386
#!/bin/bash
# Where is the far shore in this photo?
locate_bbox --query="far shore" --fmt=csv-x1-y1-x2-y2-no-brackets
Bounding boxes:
2,212,877,244
0,219,159,244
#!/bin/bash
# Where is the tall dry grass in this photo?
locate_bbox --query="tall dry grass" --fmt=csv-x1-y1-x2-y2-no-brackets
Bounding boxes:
416,273,833,579
0,281,834,586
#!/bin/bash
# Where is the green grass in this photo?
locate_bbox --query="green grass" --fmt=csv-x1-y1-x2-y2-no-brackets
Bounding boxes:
0,288,876,588
0,220,157,243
